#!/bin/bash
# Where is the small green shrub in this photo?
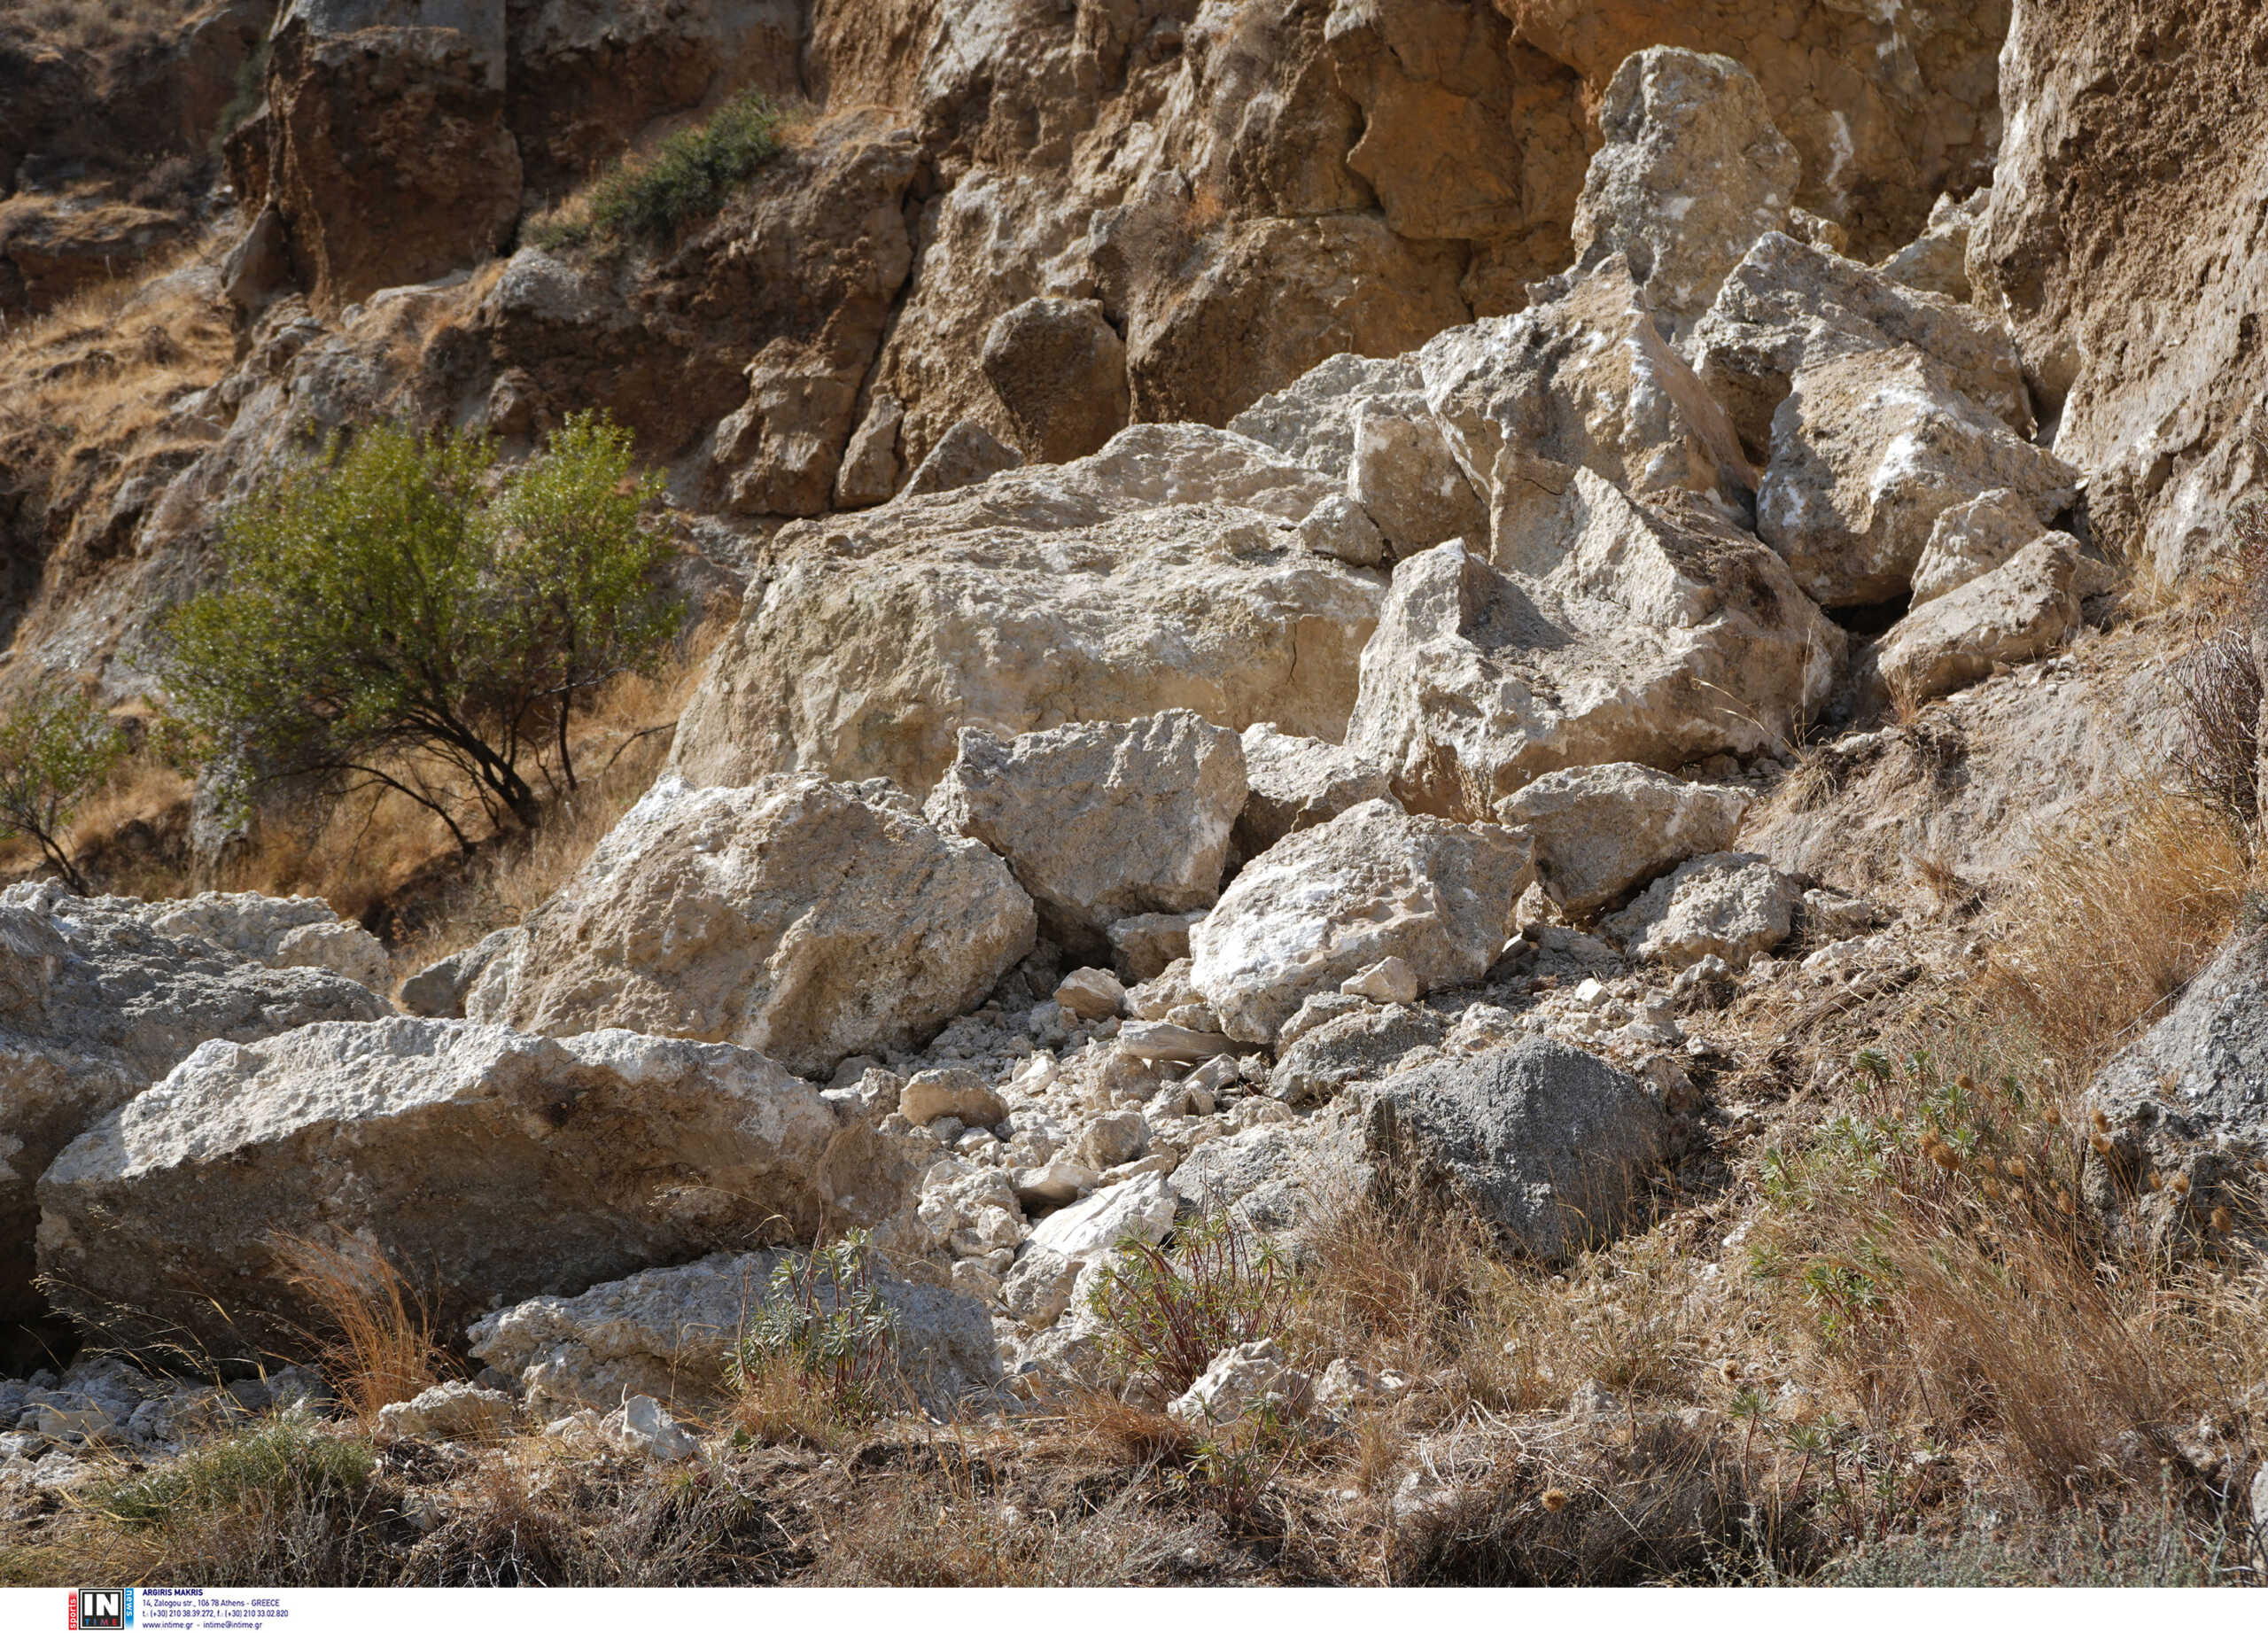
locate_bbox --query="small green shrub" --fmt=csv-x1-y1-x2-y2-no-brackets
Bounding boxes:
0,680,127,892
726,1231,901,1425
93,1413,376,1528
1085,1215,1288,1395
562,90,784,249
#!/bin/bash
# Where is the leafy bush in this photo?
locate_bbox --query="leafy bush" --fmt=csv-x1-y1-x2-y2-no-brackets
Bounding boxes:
94,1414,375,1528
0,680,126,892
726,1231,901,1426
539,91,783,250
1085,1215,1287,1395
159,412,682,850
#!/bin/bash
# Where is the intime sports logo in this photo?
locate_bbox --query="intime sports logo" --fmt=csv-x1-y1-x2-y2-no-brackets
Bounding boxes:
67,1589,134,1629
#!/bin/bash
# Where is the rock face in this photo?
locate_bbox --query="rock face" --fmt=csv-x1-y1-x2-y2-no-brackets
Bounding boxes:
980,298,1130,465
1362,1038,1671,1263
924,712,1246,953
1190,800,1533,1045
465,775,1035,1078
1553,48,1798,336
37,1019,920,1361
255,2,522,312
901,419,1023,499
467,1248,1002,1419
1347,493,1842,822
1601,851,1802,968
1752,348,2075,608
399,929,514,1019
2084,930,2268,1247
0,885,387,1324
1970,0,2268,579
1873,537,2082,705
1231,724,1396,861
1909,489,2065,607
670,426,1384,797
1496,764,1750,917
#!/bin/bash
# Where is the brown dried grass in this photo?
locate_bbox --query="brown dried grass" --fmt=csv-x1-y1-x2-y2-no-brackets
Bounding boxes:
270,1235,452,1432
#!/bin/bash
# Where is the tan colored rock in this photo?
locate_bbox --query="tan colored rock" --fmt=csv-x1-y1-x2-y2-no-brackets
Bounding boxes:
1340,957,1422,1005
1689,230,2035,453
1602,851,1803,968
670,425,1382,797
1877,188,1990,303
136,892,389,993
1550,47,1798,336
1910,489,2066,607
834,393,905,508
1756,350,2076,608
1232,724,1396,860
465,774,1034,1078
1348,482,1843,823
923,711,1246,953
1495,763,1751,918
1294,494,1387,569
1190,799,1533,1045
899,1068,1009,1131
37,1019,918,1360
1053,967,1124,1022
1105,914,1200,984
1227,352,1427,480
981,297,1130,465
1874,537,2082,706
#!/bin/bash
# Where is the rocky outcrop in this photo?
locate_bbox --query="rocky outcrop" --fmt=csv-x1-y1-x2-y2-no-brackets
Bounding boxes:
1189,800,1532,1045
1969,0,2268,579
1347,489,1842,822
467,1248,1001,1419
1361,1038,1671,1262
1496,764,1750,918
1231,724,1396,860
0,886,386,1325
133,891,390,992
669,426,1384,797
924,712,1246,955
465,775,1035,1079
36,1019,920,1361
980,297,1130,465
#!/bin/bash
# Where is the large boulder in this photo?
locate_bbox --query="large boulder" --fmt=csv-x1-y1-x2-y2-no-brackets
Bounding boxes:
1754,349,2077,608
1227,351,1427,482
1689,231,2035,454
1873,537,2083,705
1549,48,1798,337
467,1248,1001,1419
0,886,387,1325
1347,486,1844,823
2083,929,2268,1246
669,425,1385,797
252,2,522,312
1190,800,1533,1046
466,775,1035,1078
1496,764,1750,918
36,1019,920,1362
1362,1038,1671,1263
924,711,1246,954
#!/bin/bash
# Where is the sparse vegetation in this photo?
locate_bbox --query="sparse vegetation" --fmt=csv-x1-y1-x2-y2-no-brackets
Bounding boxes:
0,680,127,892
92,1413,376,1530
272,1236,452,1433
726,1232,904,1441
529,91,784,252
159,413,685,853
1087,1215,1291,1396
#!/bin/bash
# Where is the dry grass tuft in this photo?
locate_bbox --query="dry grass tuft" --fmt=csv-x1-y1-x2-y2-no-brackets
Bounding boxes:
271,1235,452,1431
4,0,188,56
1977,790,2251,1088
